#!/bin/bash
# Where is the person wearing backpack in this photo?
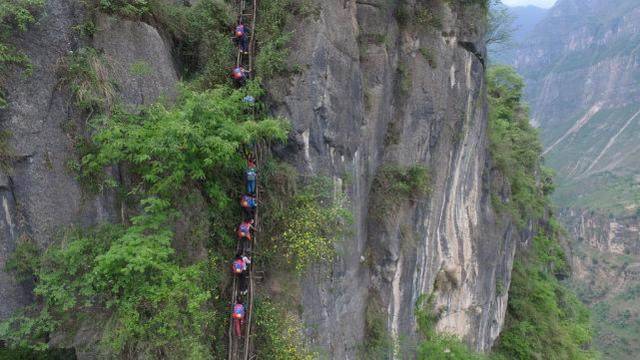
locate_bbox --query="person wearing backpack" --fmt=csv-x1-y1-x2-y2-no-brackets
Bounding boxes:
234,22,249,54
240,194,257,220
232,298,245,337
232,253,251,296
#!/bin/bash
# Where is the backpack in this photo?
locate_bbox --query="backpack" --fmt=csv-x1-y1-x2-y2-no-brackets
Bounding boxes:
235,25,245,37
232,259,245,274
238,223,251,239
232,68,243,79
233,304,245,319
241,195,255,208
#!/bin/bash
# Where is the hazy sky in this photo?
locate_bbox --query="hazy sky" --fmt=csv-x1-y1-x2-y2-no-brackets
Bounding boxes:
502,0,557,8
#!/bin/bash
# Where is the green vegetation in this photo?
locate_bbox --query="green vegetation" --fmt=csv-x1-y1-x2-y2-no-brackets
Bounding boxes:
62,47,116,112
487,65,598,359
395,2,444,31
370,164,430,220
494,231,595,359
0,129,14,171
0,0,44,107
97,0,150,18
419,47,437,68
487,65,547,228
397,62,412,97
416,295,487,360
415,6,442,30
253,299,315,360
361,297,394,358
1,215,215,357
182,0,235,87
4,236,38,282
260,162,352,273
1,83,289,356
254,0,291,79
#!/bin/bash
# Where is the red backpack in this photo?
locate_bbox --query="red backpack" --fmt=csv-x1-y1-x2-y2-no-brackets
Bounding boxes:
232,259,245,274
232,68,243,79
235,25,245,37
232,304,245,319
238,222,251,239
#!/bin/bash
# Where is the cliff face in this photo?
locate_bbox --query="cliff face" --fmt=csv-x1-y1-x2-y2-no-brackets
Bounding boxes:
0,0,179,321
269,0,519,356
563,209,640,359
0,0,522,358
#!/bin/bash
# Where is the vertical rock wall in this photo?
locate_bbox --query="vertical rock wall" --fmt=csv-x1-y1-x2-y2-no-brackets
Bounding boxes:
267,0,521,357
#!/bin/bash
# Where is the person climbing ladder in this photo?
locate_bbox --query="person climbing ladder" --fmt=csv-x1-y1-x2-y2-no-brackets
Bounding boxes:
240,193,257,220
232,298,245,338
232,253,251,296
228,2,259,359
245,158,257,195
234,21,249,54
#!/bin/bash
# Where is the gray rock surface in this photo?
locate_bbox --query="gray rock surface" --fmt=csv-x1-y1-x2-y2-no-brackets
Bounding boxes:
0,1,179,322
93,14,179,107
267,0,523,357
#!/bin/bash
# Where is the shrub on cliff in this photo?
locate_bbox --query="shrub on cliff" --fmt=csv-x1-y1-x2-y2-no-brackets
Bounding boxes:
488,65,598,360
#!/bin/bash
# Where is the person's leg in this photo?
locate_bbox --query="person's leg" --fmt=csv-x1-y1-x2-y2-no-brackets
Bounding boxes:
241,34,248,53
245,237,252,253
240,237,247,254
240,274,248,295
234,318,241,337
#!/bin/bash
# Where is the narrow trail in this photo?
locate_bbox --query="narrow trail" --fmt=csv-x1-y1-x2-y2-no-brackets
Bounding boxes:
228,1,259,360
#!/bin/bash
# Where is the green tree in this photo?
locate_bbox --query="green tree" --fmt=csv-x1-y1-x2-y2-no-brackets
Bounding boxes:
488,65,545,228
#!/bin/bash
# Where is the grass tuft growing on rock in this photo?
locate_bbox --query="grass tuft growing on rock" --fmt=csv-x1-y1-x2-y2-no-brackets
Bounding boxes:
370,164,430,220
0,0,44,107
61,47,116,113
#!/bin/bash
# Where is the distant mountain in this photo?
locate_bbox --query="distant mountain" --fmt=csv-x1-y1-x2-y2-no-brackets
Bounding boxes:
510,5,548,42
514,0,640,214
489,5,547,64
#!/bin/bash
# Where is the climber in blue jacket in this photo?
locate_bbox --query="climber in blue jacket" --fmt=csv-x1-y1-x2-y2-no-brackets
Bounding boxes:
245,159,257,195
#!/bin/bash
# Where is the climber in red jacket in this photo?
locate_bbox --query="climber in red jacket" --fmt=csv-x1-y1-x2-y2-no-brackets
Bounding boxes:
232,298,245,337
232,66,250,83
237,219,254,241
